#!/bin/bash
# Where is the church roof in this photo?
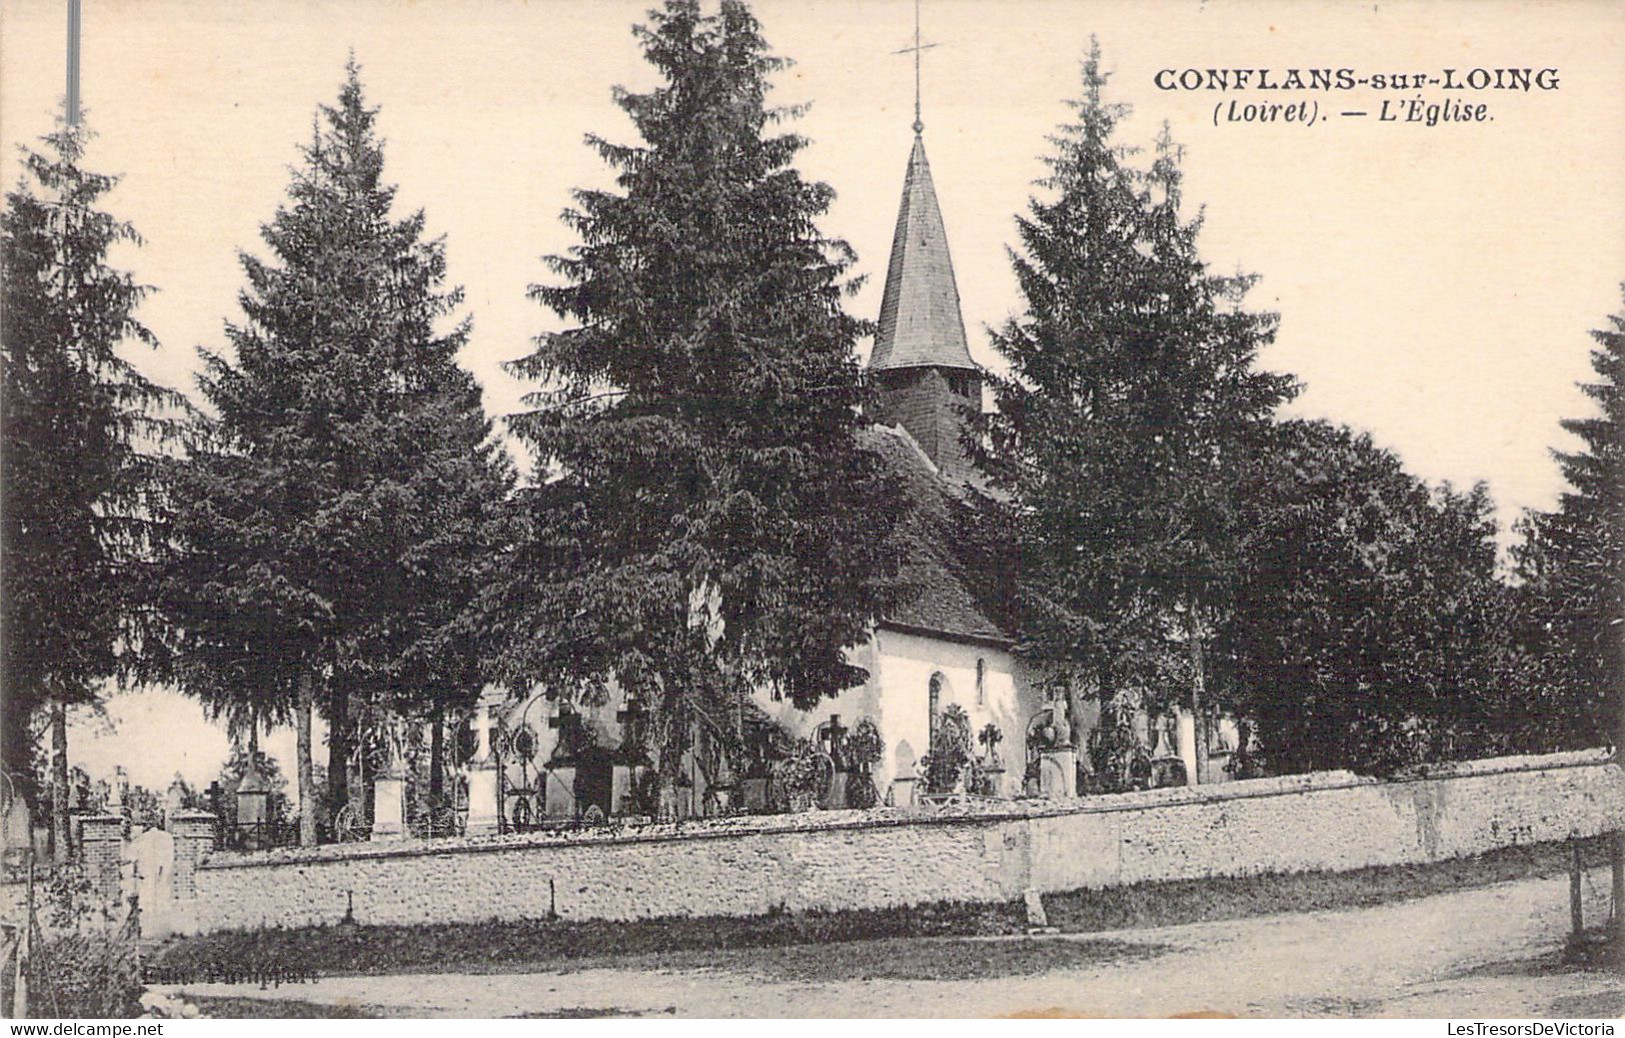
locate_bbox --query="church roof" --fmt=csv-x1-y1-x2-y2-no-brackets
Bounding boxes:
870,136,978,374
862,424,1013,647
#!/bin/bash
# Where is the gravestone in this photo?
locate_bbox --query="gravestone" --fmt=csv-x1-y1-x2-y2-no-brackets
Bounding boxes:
371,767,406,840
108,767,127,812
740,774,769,812
1039,746,1076,799
1175,710,1198,788
822,771,848,811
1,793,30,873
163,776,188,824
465,690,505,835
545,766,577,819
235,762,271,849
981,763,1006,799
890,741,919,808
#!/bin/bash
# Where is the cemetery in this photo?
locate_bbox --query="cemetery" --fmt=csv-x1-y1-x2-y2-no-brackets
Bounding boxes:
4,747,1617,943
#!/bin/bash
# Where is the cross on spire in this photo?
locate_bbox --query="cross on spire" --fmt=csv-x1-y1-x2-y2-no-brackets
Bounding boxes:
66,0,82,126
894,0,938,135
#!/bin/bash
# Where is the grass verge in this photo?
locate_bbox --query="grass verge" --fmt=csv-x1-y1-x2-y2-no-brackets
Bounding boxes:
150,899,1023,980
1041,835,1612,934
149,835,1608,981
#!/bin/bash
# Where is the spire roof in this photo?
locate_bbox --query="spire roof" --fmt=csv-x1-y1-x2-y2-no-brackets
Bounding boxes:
870,135,977,373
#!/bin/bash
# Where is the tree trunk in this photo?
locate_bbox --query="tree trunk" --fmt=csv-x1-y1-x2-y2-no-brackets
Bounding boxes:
429,699,445,801
49,700,70,864
296,672,316,847
1082,662,1115,779
1186,601,1208,786
327,682,349,818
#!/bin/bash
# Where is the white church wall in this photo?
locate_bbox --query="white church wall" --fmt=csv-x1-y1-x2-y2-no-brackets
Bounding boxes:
751,636,886,794
753,635,884,735
865,628,1040,792
754,629,1042,794
496,627,1059,814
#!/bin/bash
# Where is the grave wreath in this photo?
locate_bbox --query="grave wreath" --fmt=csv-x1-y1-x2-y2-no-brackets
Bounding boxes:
843,717,885,809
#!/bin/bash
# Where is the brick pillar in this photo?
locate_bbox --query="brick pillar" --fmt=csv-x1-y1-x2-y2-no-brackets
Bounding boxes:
168,809,217,903
77,813,126,902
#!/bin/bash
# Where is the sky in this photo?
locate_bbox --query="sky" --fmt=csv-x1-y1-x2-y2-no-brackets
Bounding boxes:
3,0,1622,792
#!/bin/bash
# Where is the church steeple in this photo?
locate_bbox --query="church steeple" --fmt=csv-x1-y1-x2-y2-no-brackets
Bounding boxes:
870,136,976,374
868,129,982,481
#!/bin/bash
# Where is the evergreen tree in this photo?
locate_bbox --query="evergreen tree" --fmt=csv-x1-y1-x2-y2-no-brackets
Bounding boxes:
1,123,182,857
1512,288,1625,961
156,64,513,845
978,42,1296,777
494,0,905,792
1512,287,1625,749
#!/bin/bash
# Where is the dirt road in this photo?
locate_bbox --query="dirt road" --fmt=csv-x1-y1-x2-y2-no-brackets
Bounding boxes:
165,868,1624,1018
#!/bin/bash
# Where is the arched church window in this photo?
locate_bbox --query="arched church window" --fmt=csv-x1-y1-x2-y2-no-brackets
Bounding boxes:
975,658,987,706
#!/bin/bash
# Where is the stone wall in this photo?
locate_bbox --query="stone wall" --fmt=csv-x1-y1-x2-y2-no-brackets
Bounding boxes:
1020,751,1624,892
191,749,1625,934
194,808,1014,931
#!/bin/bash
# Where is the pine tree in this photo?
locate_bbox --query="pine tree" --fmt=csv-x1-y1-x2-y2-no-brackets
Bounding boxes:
1511,288,1625,959
495,0,905,792
1,123,182,857
977,41,1296,778
157,63,513,845
1513,287,1625,738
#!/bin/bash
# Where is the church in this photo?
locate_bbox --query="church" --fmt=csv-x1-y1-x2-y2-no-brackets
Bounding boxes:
752,127,1057,803
479,119,1226,828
